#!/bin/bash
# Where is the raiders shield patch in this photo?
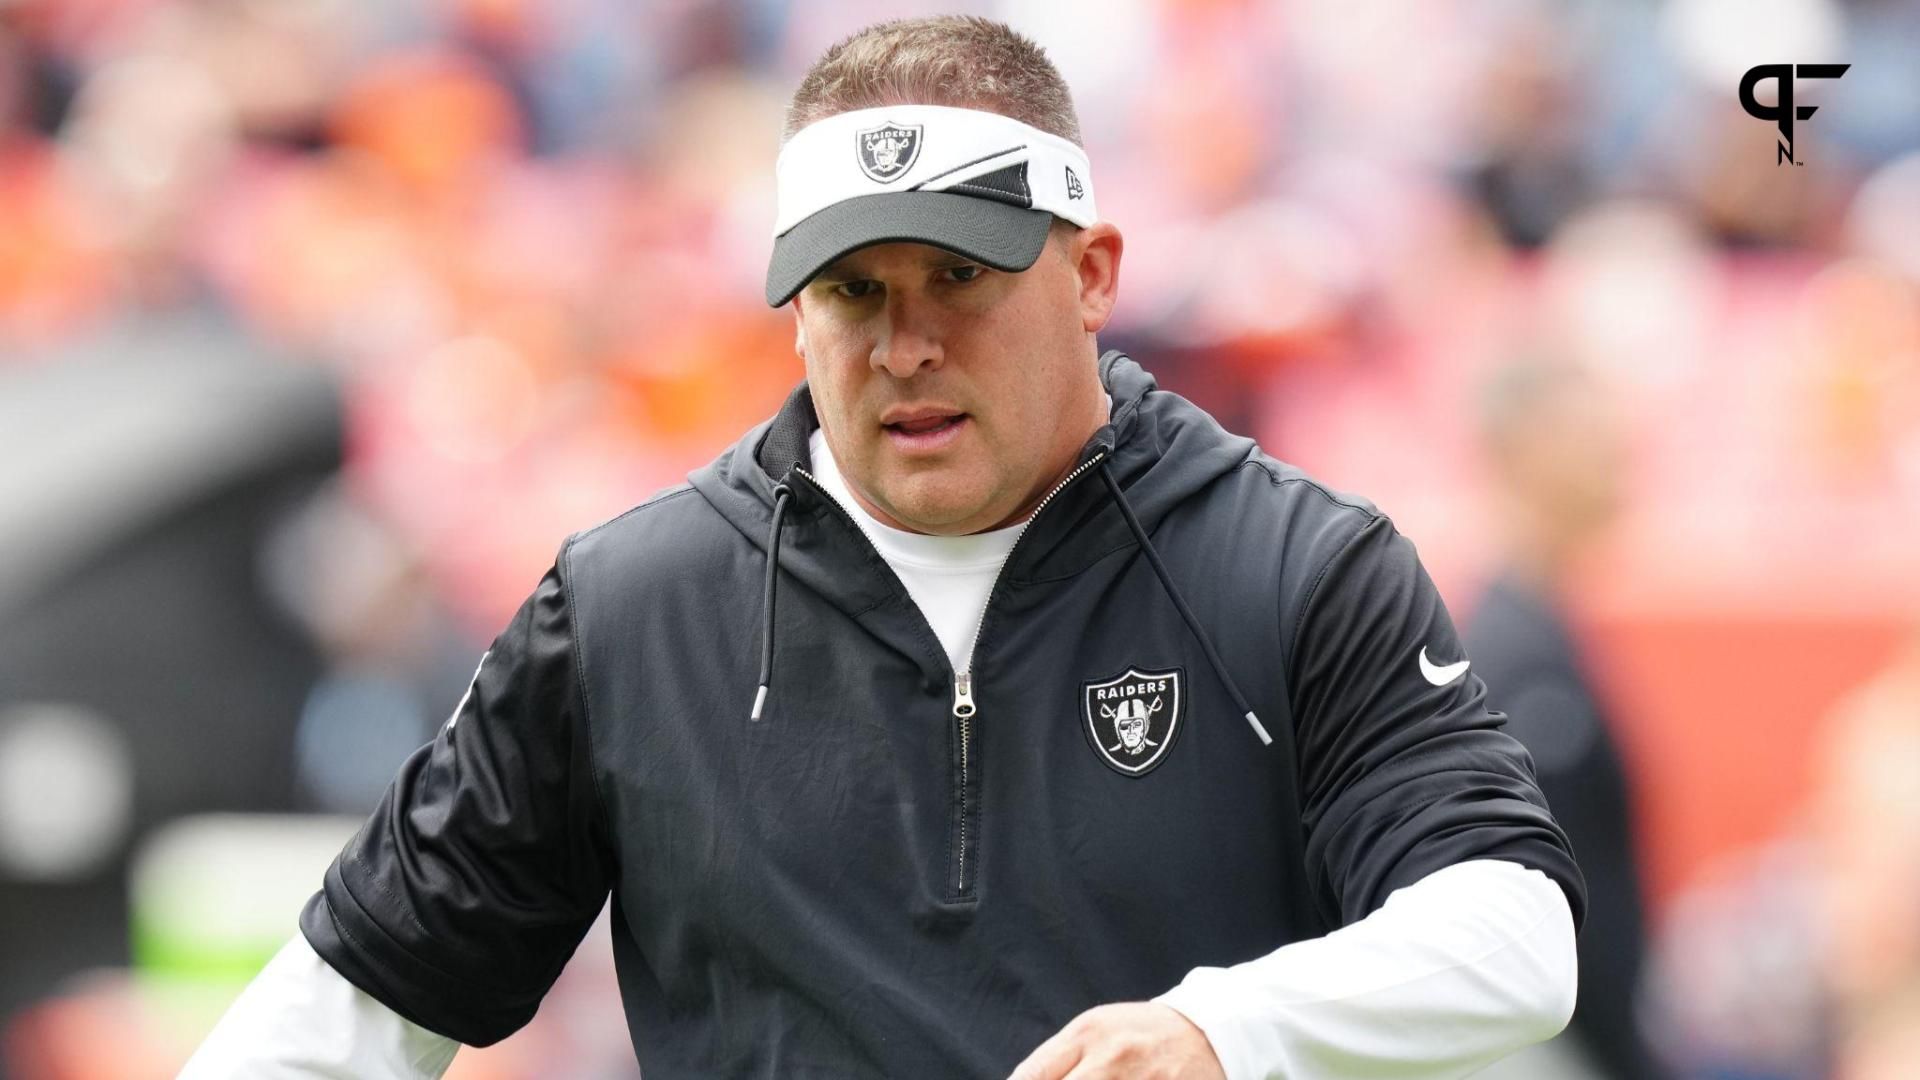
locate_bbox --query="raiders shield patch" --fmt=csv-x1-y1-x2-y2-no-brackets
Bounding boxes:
1082,666,1184,776
855,122,922,183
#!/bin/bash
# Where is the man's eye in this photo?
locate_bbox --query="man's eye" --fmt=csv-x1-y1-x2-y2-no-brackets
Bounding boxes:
834,280,881,299
943,265,985,284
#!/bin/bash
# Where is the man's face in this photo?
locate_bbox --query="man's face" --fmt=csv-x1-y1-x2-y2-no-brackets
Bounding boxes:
793,226,1117,535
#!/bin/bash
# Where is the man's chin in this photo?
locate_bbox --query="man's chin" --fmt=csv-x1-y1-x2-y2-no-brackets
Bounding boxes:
872,483,996,536
879,503,985,536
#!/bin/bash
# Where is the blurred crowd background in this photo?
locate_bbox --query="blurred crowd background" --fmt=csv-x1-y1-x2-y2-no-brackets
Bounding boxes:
1,0,1917,1076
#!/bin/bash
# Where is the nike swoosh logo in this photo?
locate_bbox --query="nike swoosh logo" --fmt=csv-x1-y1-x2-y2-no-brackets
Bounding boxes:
1419,646,1470,687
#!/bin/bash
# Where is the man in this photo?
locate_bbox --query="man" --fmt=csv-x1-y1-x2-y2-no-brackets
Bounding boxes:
1465,358,1668,1080
185,16,1583,1079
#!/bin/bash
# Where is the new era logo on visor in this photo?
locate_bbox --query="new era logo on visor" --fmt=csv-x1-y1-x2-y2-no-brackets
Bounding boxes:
1083,666,1185,776
855,122,921,183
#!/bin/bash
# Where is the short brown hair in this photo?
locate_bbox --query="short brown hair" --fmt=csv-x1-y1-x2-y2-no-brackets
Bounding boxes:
784,16,1083,146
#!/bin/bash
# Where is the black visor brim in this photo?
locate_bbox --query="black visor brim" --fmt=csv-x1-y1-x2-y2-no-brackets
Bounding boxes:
765,193,1053,307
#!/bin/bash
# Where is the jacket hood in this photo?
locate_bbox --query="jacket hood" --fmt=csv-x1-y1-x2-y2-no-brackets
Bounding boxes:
688,350,1256,600
691,350,1271,741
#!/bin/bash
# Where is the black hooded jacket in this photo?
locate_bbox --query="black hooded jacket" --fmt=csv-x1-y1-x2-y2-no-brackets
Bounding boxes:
301,351,1585,1078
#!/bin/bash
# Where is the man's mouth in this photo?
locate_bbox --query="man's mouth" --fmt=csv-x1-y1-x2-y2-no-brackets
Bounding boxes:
887,414,965,435
880,408,971,451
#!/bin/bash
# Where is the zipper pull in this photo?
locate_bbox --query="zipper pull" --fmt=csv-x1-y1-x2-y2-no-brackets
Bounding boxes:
952,671,977,718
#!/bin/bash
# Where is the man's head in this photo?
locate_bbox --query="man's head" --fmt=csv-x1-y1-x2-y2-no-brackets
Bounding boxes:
772,17,1123,536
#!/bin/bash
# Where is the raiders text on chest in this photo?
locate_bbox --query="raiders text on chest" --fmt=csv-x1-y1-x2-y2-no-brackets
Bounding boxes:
1094,679,1170,701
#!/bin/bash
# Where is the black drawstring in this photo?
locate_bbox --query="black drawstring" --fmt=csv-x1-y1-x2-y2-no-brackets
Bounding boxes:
1098,462,1272,746
751,483,793,721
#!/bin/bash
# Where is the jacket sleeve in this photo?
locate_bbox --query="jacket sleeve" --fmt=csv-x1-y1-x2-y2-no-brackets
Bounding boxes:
1286,513,1585,929
299,539,614,1047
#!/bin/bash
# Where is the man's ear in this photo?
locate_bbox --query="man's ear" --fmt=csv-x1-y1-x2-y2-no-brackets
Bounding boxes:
1071,222,1124,334
792,303,808,361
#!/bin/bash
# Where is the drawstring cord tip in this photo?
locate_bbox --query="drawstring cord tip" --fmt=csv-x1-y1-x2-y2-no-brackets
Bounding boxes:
1244,711,1272,746
750,684,769,722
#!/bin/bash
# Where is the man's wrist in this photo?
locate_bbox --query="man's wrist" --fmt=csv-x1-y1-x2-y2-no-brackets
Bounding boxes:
1155,973,1263,1080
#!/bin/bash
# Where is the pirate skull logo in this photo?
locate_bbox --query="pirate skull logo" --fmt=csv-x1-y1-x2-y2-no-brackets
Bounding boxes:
1101,696,1163,755
1082,666,1184,776
855,122,922,183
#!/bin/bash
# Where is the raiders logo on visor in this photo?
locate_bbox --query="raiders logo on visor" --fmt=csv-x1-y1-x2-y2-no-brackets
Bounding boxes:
768,105,1099,306
1082,666,1185,776
855,122,922,183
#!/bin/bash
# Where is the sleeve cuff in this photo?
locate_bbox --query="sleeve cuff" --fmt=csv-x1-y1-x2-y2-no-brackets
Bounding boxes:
300,861,539,1047
1157,971,1297,1080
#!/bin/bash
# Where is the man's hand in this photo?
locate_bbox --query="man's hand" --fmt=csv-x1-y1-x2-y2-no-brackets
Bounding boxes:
1007,1002,1228,1080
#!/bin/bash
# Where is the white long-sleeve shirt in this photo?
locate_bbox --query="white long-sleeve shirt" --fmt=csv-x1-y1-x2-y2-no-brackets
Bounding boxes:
1157,858,1576,1079
180,931,458,1079
181,858,1573,1078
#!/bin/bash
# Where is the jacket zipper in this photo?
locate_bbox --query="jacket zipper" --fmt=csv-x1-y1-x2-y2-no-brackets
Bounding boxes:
948,450,1107,896
793,448,1109,898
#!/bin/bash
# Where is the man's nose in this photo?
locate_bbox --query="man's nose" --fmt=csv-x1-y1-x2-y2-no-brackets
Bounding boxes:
869,294,944,379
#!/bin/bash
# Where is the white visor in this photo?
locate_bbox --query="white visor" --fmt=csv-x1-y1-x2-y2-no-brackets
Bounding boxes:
765,104,1098,306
